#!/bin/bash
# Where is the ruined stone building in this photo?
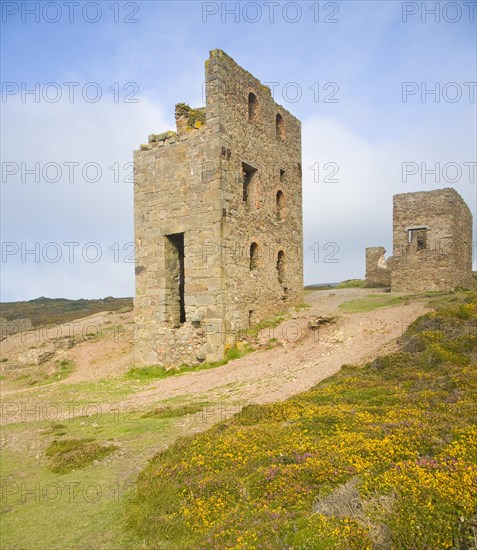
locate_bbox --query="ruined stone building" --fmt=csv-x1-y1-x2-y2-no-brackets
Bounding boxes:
365,247,393,287
366,188,474,292
134,50,303,366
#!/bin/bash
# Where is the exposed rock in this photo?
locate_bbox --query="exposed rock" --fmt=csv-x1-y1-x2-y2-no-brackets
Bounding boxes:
308,315,337,330
18,346,56,365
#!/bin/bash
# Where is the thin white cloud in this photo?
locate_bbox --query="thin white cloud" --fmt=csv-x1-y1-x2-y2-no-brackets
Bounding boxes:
303,115,477,284
1,94,167,300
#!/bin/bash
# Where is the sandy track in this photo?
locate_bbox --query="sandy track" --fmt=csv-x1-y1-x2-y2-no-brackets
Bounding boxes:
118,292,426,409
1,289,428,425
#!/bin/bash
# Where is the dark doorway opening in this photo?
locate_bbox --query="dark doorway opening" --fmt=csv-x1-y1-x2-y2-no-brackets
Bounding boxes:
166,233,186,324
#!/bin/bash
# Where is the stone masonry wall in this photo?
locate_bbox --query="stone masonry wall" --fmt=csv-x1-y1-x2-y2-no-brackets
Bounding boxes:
365,247,392,286
391,188,473,292
134,113,223,366
205,49,303,339
134,50,303,366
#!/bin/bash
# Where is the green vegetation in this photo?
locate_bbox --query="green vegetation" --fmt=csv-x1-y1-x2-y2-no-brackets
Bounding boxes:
125,345,253,381
244,311,288,339
338,293,411,313
0,405,193,550
304,284,337,291
338,289,475,314
45,438,118,473
142,403,207,419
335,279,368,288
175,102,206,129
124,364,172,381
0,296,132,328
304,279,386,291
295,303,311,312
12,358,76,387
3,287,476,548
41,422,68,437
0,376,148,407
48,358,74,382
125,292,477,549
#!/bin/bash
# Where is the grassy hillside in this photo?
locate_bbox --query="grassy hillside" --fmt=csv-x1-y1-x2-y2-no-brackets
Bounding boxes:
0,296,133,327
125,291,477,549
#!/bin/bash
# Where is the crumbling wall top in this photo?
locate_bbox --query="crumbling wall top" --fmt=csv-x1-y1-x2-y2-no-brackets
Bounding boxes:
206,48,300,126
394,188,472,216
175,103,206,135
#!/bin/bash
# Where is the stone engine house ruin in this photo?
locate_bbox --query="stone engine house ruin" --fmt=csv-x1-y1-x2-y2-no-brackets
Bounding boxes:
134,50,303,366
366,188,473,292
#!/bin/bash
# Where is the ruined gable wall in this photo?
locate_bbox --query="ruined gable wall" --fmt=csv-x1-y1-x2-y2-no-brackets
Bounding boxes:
206,50,303,334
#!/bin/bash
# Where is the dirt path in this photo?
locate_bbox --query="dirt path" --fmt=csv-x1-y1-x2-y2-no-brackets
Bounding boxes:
1,289,428,424
118,291,426,409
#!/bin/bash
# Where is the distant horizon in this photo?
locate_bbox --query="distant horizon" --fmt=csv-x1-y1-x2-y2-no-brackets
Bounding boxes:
4,270,477,304
0,281,356,303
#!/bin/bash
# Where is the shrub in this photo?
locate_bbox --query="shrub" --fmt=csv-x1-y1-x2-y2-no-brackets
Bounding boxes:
125,292,477,548
45,438,118,473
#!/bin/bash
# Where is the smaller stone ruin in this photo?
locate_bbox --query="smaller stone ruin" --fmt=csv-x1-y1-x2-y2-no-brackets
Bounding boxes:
365,188,473,292
365,247,393,287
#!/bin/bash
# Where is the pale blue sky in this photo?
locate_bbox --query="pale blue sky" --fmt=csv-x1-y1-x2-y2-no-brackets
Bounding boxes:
1,0,476,300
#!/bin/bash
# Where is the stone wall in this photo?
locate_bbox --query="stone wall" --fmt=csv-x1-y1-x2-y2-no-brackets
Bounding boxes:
392,188,473,292
205,49,303,338
365,247,392,286
134,49,303,366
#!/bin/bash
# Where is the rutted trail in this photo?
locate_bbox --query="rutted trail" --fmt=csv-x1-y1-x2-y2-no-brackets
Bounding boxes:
1,289,428,425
